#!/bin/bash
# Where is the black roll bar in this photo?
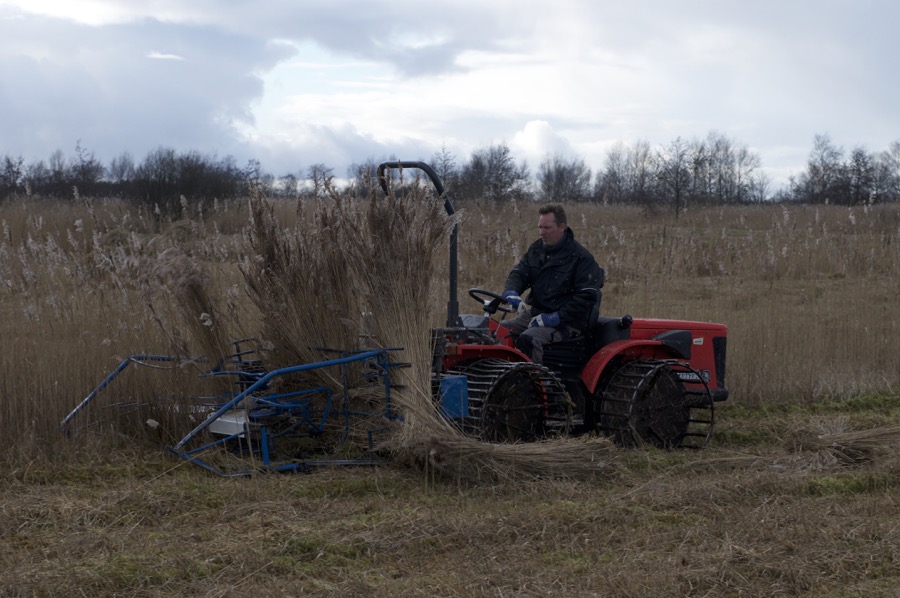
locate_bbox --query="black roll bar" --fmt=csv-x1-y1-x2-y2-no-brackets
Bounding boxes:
376,161,459,327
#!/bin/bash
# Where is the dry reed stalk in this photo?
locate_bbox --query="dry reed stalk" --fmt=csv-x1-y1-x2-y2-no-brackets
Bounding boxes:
786,419,900,468
240,187,360,388
675,418,900,476
4,194,898,467
408,435,618,482
147,246,232,360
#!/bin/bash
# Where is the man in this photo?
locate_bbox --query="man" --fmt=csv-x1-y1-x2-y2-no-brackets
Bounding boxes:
500,204,603,364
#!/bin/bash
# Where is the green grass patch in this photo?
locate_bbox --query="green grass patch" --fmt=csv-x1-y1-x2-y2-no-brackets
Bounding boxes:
803,473,898,497
75,553,184,592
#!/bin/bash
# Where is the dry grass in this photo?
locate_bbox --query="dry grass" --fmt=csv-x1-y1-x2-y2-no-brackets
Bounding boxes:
1,190,899,596
3,409,900,597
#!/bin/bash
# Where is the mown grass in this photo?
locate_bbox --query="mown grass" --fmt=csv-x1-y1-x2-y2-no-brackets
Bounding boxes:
1,191,899,596
3,417,900,597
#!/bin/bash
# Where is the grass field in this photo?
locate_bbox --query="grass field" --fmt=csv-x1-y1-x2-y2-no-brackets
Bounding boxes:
1,191,899,596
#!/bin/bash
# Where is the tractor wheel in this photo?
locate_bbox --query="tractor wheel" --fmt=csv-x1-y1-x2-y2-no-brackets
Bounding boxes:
450,359,571,442
598,360,713,448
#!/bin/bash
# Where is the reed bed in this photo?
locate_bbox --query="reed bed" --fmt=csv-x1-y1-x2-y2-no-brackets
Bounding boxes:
2,192,900,596
0,192,898,471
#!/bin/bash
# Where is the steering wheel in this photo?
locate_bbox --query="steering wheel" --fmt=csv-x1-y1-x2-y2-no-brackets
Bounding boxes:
468,288,514,314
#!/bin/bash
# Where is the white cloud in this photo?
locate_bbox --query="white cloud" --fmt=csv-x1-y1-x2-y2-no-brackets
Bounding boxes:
0,0,137,25
146,51,184,61
512,121,574,167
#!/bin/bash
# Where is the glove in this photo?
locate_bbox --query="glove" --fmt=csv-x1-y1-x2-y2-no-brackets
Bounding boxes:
501,290,522,309
529,311,561,328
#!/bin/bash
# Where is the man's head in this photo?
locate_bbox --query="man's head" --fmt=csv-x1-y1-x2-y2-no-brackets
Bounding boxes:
538,204,567,246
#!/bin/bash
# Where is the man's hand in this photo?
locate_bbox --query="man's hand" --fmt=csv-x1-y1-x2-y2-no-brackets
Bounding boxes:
501,290,522,309
529,312,560,328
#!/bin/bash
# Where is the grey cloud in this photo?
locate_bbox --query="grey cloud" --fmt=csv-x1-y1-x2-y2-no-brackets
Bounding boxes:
0,2,495,173
152,0,510,77
2,0,899,188
1,11,293,166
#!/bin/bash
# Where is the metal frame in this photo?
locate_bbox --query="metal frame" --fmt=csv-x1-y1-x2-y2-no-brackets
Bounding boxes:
63,347,404,476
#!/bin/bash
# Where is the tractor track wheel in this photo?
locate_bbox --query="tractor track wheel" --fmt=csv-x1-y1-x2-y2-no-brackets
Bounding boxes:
449,359,571,442
598,359,714,448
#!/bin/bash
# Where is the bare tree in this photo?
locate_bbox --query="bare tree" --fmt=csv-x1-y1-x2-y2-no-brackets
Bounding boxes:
108,151,135,184
594,141,628,203
71,141,105,194
431,142,459,190
689,138,711,203
734,145,762,203
626,140,655,205
805,133,845,204
135,146,178,210
595,140,660,206
281,173,300,199
48,149,67,195
1,154,24,197
875,141,900,203
749,170,771,203
536,154,592,202
346,158,379,199
847,146,875,205
706,131,736,204
656,137,692,217
458,143,530,202
24,159,49,195
244,159,262,185
304,163,334,200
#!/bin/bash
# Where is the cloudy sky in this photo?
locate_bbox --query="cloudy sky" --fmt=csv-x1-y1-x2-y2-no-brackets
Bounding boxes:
1,0,897,190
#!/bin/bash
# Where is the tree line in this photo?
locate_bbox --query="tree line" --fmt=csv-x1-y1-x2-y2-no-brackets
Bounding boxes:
2,132,898,215
780,134,900,206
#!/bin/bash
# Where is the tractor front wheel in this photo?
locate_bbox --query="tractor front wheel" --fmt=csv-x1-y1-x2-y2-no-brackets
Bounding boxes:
597,360,713,448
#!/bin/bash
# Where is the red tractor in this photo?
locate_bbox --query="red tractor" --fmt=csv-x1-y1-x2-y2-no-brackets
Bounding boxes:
379,161,729,448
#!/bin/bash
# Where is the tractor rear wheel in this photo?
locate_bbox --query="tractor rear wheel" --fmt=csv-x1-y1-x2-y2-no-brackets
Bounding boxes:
598,360,713,448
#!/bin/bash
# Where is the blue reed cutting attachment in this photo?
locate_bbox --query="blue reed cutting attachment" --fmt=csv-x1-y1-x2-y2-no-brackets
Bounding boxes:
62,341,405,476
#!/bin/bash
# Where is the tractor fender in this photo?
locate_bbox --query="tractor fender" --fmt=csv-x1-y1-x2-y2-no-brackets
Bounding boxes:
441,343,530,370
580,339,683,394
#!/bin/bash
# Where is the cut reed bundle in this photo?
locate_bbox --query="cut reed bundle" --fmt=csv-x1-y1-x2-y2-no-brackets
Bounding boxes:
787,419,900,468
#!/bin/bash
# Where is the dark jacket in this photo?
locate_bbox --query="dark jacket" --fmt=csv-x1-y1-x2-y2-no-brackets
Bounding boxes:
504,227,604,330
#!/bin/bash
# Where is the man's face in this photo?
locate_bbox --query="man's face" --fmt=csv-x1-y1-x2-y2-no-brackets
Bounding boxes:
538,212,566,246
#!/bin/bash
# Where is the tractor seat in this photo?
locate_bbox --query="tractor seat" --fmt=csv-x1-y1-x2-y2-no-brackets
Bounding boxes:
536,271,610,371
581,269,632,349
543,315,630,371
587,316,633,349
